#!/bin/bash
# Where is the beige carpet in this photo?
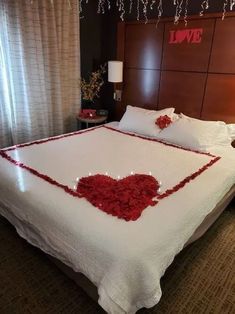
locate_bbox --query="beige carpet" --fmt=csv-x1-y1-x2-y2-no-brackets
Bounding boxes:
0,204,234,314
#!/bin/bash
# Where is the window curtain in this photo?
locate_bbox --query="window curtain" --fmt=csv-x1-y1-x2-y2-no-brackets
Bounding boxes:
0,0,81,148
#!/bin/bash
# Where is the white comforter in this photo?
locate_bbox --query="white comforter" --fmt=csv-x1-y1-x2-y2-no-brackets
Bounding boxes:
0,124,234,313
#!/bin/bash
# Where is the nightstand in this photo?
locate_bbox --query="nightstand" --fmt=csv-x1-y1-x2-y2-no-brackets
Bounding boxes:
77,115,108,129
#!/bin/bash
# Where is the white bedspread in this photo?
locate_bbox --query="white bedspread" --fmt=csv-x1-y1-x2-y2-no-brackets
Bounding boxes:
0,124,234,314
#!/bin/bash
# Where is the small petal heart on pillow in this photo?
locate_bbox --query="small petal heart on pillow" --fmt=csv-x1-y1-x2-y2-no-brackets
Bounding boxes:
155,115,172,129
118,106,175,137
77,174,159,221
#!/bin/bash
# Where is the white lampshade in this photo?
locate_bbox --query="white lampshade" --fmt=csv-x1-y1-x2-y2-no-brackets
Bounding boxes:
108,61,123,83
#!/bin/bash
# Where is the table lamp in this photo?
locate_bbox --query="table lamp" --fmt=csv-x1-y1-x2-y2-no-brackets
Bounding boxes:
108,61,123,101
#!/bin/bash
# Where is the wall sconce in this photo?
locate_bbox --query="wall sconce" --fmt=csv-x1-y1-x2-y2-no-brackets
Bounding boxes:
108,61,123,101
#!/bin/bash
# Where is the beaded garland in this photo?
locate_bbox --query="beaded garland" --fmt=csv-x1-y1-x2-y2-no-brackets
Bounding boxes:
27,1,235,25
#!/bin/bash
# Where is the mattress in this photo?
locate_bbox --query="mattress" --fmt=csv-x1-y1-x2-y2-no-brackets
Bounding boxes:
0,123,235,314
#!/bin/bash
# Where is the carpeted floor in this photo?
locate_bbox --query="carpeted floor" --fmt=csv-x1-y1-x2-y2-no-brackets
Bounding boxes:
0,204,234,314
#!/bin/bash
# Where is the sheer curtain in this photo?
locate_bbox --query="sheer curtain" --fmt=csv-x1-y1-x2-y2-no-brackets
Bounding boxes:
0,0,81,148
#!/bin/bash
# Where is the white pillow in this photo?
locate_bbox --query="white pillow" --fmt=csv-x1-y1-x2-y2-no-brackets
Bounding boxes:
156,114,231,152
181,114,233,146
227,124,235,141
119,105,175,137
180,113,226,126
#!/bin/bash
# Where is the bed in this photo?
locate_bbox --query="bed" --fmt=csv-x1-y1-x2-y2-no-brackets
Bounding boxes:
0,120,234,313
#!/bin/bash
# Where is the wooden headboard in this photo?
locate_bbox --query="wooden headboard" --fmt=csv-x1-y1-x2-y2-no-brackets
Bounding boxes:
116,12,235,125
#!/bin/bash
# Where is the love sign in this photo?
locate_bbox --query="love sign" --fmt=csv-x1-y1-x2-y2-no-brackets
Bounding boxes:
169,28,203,44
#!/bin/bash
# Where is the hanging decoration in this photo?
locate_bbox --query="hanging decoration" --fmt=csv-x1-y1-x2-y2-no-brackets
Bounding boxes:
157,0,163,26
184,0,189,26
28,1,235,23
137,0,140,20
199,0,209,16
129,0,133,13
222,0,228,19
230,0,235,10
174,0,184,25
142,0,149,23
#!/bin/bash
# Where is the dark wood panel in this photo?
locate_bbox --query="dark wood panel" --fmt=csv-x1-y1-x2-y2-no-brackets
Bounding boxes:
125,23,164,69
159,71,207,117
162,19,214,72
202,74,235,123
116,14,235,124
122,69,160,113
115,22,126,97
209,17,235,73
117,22,125,62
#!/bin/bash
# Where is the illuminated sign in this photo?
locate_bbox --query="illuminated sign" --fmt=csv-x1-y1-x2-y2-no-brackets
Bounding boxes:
169,28,203,44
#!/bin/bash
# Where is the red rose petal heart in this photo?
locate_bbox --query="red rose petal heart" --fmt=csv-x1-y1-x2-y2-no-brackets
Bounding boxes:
76,174,159,221
155,115,172,129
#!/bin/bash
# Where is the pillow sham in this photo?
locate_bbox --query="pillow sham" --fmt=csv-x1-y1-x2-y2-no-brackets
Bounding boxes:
119,105,175,137
181,114,233,146
180,113,225,126
156,114,231,152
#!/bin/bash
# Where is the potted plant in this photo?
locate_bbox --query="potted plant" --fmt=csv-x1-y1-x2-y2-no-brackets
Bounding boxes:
79,64,106,109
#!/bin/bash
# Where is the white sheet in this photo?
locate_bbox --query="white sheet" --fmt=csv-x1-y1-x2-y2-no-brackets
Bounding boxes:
0,124,234,314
